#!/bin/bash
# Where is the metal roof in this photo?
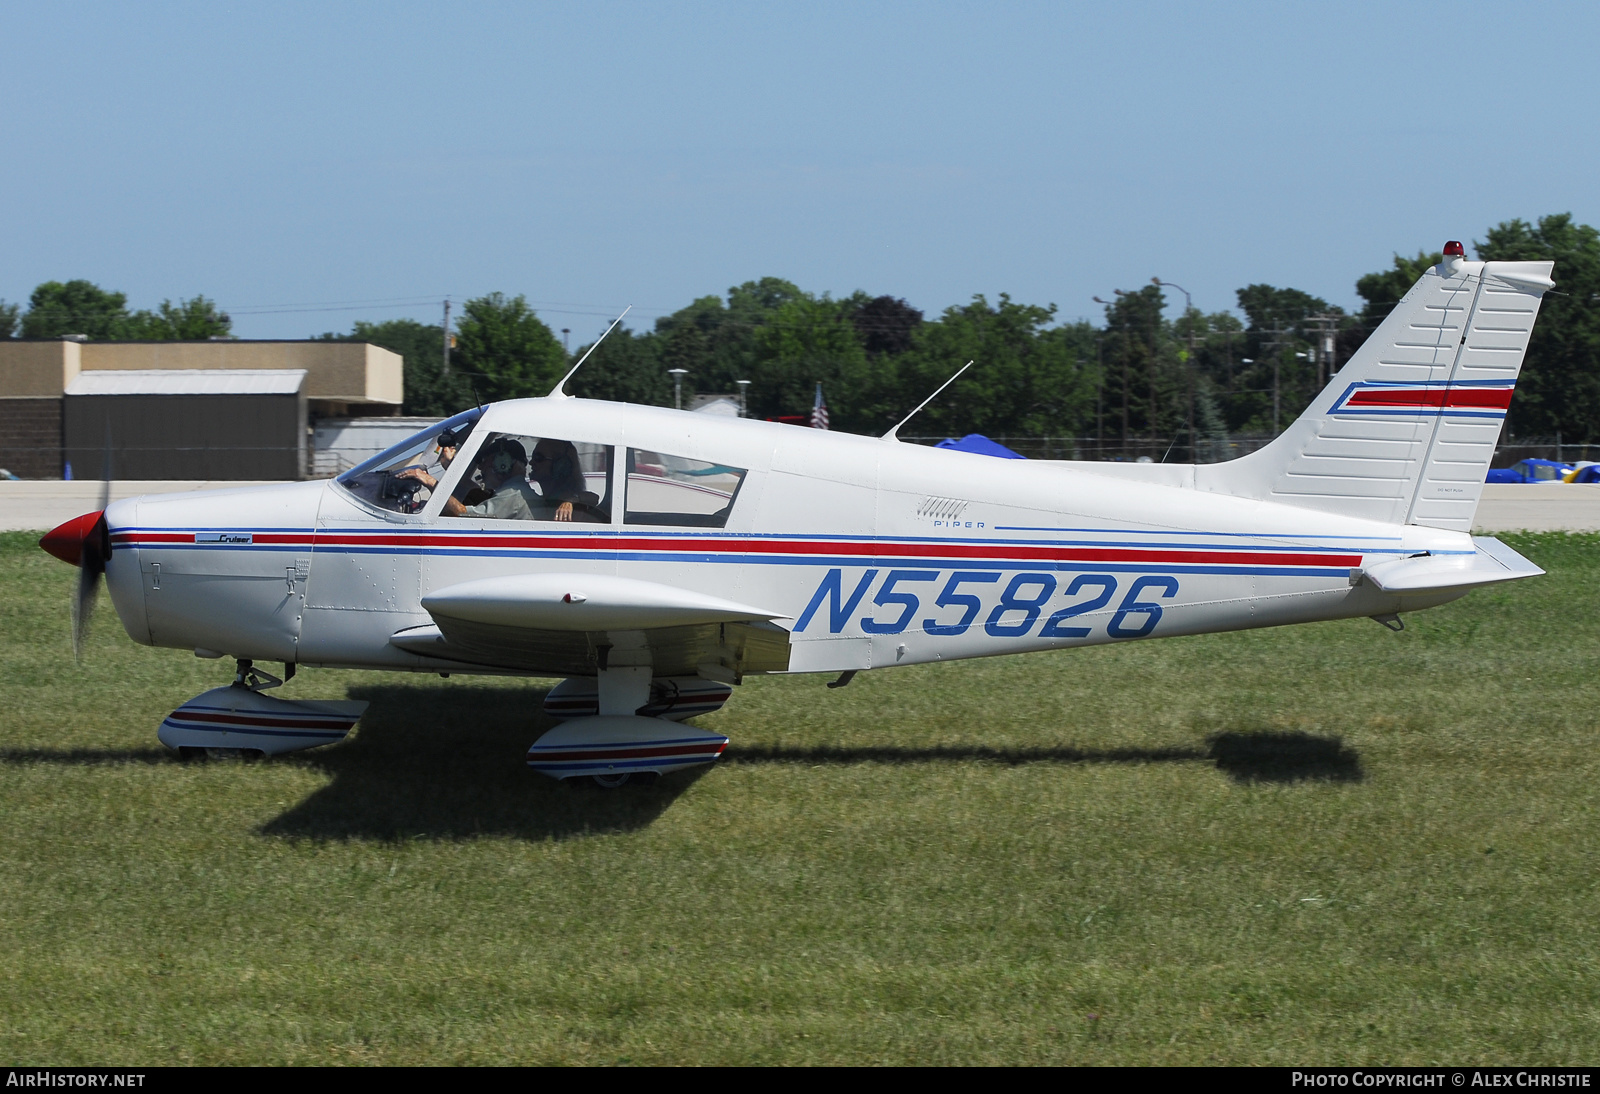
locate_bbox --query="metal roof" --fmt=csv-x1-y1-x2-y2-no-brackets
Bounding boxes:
64,369,308,396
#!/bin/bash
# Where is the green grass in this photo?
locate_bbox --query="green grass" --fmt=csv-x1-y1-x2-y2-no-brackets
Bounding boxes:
2,528,1598,1064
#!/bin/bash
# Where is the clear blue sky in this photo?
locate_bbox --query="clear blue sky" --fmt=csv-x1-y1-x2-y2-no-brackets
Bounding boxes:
3,1,1595,341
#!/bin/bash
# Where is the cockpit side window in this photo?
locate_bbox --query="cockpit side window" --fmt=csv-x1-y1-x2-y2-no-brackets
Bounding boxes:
334,408,482,515
624,449,747,527
440,433,613,523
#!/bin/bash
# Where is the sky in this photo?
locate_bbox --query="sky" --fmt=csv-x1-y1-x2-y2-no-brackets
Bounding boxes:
2,1,1597,341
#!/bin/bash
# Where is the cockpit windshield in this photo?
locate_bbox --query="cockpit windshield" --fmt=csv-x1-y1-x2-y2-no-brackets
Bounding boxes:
335,408,483,515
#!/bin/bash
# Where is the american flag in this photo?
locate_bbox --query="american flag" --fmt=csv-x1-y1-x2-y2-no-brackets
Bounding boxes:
810,382,829,430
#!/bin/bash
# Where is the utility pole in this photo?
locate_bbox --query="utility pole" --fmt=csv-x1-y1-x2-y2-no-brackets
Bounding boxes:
1302,313,1342,389
561,328,571,354
441,298,451,377
668,368,688,410
736,379,750,417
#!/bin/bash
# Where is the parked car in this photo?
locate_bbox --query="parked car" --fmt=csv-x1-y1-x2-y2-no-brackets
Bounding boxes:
1487,458,1575,483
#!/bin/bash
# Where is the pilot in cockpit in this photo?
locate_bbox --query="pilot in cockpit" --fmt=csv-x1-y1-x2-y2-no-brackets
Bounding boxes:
437,437,542,520
395,424,488,507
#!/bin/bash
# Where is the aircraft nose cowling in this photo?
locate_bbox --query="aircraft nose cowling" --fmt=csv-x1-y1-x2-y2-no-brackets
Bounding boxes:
40,511,105,567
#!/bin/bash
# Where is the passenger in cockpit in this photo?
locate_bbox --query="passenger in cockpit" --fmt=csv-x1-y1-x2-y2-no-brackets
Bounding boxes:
442,437,542,520
527,439,597,522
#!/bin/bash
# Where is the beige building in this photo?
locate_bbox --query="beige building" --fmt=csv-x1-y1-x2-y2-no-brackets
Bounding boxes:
0,339,403,478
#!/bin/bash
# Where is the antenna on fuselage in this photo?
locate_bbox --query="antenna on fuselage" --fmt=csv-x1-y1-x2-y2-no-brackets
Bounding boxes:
547,306,632,399
882,360,973,442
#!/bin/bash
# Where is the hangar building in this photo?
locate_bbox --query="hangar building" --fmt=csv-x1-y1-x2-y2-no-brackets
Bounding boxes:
0,339,403,479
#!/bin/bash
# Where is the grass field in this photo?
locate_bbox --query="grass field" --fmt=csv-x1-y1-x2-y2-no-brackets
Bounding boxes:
2,528,1597,1065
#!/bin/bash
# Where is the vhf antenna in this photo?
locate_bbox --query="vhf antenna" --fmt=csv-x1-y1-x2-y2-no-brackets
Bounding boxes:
882,360,973,442
548,306,631,398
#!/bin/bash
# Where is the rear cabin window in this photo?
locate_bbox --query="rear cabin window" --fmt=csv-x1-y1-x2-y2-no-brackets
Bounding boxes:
441,433,614,523
625,449,747,528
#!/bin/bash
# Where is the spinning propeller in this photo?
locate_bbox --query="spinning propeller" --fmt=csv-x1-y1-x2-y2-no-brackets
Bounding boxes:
39,447,112,660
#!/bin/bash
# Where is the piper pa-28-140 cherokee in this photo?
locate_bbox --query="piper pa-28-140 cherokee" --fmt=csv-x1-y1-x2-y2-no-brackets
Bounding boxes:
40,245,1555,786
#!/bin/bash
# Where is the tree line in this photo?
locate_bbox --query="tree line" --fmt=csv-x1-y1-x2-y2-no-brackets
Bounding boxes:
7,213,1596,450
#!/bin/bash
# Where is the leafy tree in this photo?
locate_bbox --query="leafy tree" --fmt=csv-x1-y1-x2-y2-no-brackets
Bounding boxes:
452,293,567,403
746,294,871,425
121,296,232,340
318,318,473,418
655,293,731,394
1476,213,1600,439
653,278,808,399
849,294,923,358
1226,284,1342,433
21,280,129,339
1355,250,1442,331
1234,284,1332,332
1100,284,1168,443
566,327,670,405
0,300,17,339
892,294,1097,439
19,281,232,341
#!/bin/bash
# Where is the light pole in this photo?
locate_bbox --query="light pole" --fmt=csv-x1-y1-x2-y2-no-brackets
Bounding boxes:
736,379,750,417
561,328,570,354
668,368,688,410
1154,279,1195,461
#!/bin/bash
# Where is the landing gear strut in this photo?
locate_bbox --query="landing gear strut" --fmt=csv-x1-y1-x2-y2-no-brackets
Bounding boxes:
233,658,292,692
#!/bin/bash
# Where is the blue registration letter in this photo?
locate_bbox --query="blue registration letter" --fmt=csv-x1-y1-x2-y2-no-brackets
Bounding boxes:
795,568,880,633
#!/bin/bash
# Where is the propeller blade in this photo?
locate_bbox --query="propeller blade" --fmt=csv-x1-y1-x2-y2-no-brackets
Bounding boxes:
73,428,114,659
71,513,108,661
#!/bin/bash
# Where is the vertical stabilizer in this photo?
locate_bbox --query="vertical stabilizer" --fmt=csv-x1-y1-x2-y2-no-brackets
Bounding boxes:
1196,248,1555,530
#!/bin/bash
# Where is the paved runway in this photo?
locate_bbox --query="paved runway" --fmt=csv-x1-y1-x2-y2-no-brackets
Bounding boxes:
5,480,1600,534
1,481,290,533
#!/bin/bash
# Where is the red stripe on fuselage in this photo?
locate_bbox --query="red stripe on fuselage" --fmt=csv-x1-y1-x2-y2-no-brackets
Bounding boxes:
1345,386,1513,410
113,530,1360,569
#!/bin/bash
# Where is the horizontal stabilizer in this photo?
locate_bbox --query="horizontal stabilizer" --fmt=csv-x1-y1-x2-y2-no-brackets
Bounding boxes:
1358,536,1543,595
422,573,786,632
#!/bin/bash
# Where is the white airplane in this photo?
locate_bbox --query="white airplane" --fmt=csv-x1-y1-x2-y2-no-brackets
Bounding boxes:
41,244,1555,785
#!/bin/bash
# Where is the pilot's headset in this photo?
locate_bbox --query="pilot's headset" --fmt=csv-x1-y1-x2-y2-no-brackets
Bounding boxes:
547,446,575,483
481,438,527,478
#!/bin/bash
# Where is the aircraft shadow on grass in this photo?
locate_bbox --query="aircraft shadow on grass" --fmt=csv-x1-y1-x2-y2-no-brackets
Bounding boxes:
0,747,171,765
258,683,701,843
252,684,1364,841
0,692,1363,843
722,730,1364,785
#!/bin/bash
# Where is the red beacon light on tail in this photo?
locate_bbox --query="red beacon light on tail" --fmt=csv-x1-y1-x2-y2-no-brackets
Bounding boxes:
1443,240,1466,257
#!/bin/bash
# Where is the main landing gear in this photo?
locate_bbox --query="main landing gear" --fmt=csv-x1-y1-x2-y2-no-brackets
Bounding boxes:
527,633,732,789
161,658,368,762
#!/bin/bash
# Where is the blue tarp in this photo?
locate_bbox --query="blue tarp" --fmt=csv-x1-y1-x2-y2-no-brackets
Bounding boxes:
935,434,1025,459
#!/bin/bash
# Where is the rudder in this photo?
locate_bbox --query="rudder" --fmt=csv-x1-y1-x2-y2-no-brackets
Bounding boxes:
1196,246,1555,531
